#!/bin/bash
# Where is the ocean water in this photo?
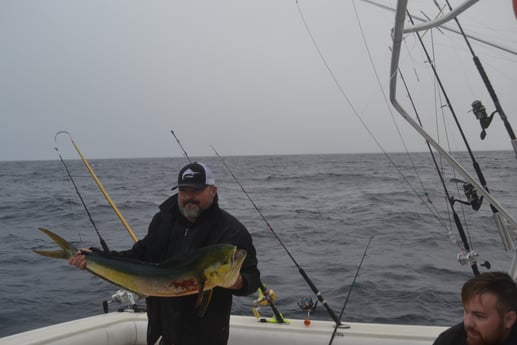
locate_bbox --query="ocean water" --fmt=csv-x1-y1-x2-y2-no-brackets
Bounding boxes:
1,152,516,337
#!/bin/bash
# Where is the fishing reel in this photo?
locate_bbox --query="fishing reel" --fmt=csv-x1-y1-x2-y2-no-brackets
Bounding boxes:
470,100,496,140
450,178,483,211
457,250,491,270
251,287,286,323
462,182,483,211
102,289,143,313
297,296,318,327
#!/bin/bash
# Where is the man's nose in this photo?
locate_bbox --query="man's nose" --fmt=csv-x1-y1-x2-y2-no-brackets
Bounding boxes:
464,312,474,328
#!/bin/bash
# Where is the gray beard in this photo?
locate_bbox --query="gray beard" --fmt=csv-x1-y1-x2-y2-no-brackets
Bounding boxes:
179,205,202,220
178,197,214,221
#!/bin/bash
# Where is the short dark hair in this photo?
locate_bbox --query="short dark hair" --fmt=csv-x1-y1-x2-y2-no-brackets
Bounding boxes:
462,272,517,315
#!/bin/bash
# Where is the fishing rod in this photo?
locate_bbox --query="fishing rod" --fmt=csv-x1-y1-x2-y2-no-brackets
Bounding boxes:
406,10,511,272
55,132,147,311
399,65,484,276
328,236,373,345
210,145,342,326
53,148,140,310
440,0,517,251
442,0,517,158
53,146,110,253
169,131,286,324
390,0,517,278
170,130,192,163
55,131,138,243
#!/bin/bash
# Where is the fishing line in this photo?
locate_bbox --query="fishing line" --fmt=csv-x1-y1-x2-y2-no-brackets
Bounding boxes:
398,69,452,233
169,130,286,324
297,0,486,275
53,146,110,253
296,0,450,235
328,236,373,345
210,145,341,326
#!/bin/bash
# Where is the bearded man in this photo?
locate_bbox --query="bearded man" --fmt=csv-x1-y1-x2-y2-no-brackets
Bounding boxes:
433,271,517,345
70,162,260,345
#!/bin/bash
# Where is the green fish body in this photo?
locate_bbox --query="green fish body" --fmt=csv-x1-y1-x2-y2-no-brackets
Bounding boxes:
33,227,247,298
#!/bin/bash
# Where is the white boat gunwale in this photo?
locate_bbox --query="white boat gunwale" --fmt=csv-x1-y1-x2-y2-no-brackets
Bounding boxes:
0,311,449,345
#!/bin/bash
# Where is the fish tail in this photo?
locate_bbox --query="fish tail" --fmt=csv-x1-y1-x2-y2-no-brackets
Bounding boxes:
32,227,77,260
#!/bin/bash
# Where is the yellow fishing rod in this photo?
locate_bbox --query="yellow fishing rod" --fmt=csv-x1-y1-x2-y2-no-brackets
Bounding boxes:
55,131,138,243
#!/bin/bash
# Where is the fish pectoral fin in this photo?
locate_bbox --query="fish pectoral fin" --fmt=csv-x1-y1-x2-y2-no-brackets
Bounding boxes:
196,289,213,317
195,281,206,307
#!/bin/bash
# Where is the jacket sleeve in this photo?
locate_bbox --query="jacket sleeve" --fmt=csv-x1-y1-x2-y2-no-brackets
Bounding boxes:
236,236,261,296
432,323,465,345
221,214,261,296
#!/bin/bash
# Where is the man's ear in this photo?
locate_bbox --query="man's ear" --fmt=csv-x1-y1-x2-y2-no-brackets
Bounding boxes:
503,311,517,328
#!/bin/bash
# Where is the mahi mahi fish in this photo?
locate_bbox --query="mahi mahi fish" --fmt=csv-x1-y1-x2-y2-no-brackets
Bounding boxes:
33,227,247,298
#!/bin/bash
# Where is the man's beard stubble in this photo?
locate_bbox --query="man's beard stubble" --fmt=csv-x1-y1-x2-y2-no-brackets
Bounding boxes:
466,322,507,345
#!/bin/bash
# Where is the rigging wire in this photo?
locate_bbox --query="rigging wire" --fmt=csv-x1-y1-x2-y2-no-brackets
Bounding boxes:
350,0,428,195
398,69,453,234
359,0,517,56
295,0,448,231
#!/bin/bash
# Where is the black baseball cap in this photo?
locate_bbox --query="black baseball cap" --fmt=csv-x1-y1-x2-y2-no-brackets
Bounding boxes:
174,162,215,190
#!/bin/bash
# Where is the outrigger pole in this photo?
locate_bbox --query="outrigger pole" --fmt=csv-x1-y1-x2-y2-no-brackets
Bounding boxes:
54,131,139,243
210,145,342,326
360,0,517,56
390,0,517,279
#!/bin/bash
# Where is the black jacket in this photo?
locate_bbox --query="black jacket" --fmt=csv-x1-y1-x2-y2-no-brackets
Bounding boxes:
115,194,260,345
433,321,517,345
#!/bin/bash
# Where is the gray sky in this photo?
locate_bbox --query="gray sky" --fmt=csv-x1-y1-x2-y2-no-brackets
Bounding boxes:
1,0,516,161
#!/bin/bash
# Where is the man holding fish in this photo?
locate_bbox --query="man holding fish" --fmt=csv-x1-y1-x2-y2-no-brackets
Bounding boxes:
69,162,261,345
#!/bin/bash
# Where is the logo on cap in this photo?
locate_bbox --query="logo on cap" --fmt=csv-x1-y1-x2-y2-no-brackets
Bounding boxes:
181,168,200,181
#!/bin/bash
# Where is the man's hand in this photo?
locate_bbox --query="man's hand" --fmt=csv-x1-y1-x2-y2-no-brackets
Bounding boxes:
68,249,90,270
229,274,244,290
